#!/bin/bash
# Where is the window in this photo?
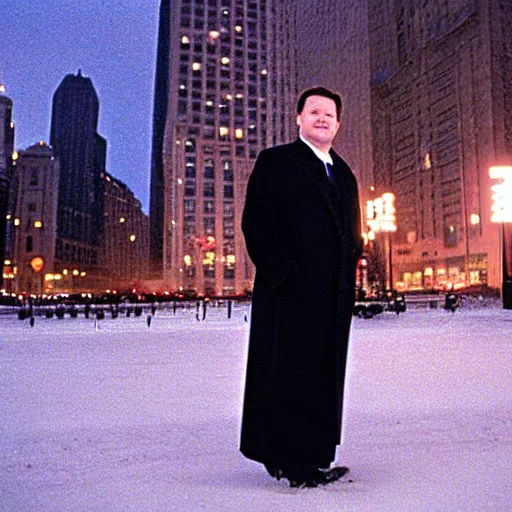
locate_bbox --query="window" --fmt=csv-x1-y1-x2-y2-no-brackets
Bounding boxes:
224,184,234,198
30,171,38,186
204,216,215,235
204,182,215,197
184,199,195,213
204,200,215,214
26,236,33,253
224,168,233,182
204,159,215,179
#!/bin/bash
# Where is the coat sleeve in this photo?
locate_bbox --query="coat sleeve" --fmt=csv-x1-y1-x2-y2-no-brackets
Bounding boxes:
241,150,297,291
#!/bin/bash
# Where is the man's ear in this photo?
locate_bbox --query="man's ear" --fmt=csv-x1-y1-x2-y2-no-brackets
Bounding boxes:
296,114,301,128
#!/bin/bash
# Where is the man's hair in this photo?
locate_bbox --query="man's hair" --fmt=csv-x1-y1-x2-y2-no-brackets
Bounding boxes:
296,86,343,121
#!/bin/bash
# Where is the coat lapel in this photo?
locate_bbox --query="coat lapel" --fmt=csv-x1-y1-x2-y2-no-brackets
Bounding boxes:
291,140,344,237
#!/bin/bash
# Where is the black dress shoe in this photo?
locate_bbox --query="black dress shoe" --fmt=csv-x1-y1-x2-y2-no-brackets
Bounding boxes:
285,466,349,488
314,466,349,485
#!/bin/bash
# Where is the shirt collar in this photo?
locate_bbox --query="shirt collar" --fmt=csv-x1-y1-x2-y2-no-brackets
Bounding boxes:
300,134,333,166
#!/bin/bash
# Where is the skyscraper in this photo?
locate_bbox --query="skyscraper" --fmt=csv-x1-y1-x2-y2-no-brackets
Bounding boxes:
0,91,15,289
50,70,106,283
150,0,296,295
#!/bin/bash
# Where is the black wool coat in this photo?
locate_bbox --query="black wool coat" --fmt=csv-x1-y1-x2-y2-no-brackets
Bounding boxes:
240,139,363,468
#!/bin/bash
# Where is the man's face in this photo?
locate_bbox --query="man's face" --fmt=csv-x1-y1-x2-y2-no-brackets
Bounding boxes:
296,95,340,152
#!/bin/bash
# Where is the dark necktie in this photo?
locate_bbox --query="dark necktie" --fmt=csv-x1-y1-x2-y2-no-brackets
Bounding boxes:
325,162,333,182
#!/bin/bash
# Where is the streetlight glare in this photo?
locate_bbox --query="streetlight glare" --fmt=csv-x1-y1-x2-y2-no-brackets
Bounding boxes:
489,166,512,223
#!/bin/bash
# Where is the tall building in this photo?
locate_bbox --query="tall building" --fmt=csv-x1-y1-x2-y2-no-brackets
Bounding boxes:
367,0,512,291
9,142,60,294
150,0,296,295
50,71,106,286
101,171,150,290
0,90,15,289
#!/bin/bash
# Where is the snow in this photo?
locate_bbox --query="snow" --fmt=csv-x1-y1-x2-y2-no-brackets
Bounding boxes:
1,304,511,511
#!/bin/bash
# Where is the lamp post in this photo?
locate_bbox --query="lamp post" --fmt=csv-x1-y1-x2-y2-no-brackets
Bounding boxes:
367,192,397,292
489,166,512,309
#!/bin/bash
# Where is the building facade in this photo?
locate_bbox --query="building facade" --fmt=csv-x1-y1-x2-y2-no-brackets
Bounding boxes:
294,0,374,199
150,0,297,295
0,91,15,289
50,71,106,286
368,0,512,291
8,142,60,294
101,171,150,291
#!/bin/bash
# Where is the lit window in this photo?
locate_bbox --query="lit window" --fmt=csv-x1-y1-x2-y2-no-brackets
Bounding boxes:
208,30,220,41
181,35,190,44
219,126,229,137
261,69,268,76
14,218,20,227
192,62,201,71
221,57,230,65
235,25,242,33
33,221,43,229
235,128,244,139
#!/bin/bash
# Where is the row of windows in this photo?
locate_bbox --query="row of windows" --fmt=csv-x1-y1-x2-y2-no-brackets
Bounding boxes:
184,266,236,280
184,183,234,198
183,199,234,214
180,0,265,8
182,220,235,238
55,240,98,265
185,161,234,181
180,17,264,33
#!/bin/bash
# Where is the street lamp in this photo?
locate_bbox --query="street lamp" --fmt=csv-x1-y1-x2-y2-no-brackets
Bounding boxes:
489,166,512,309
367,193,397,291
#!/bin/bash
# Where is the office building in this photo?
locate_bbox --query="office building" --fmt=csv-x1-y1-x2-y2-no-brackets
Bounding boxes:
50,71,106,286
150,0,296,295
101,171,150,290
367,0,512,290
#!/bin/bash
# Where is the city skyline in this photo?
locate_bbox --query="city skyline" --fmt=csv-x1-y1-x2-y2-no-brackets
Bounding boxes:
0,0,160,211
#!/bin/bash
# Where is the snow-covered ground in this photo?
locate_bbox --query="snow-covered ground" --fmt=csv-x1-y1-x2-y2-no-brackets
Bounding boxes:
1,304,511,512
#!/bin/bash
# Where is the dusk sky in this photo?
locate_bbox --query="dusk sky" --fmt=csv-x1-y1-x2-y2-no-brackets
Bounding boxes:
1,0,162,211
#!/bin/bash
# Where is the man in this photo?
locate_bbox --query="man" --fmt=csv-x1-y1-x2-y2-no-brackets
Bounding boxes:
240,86,362,488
